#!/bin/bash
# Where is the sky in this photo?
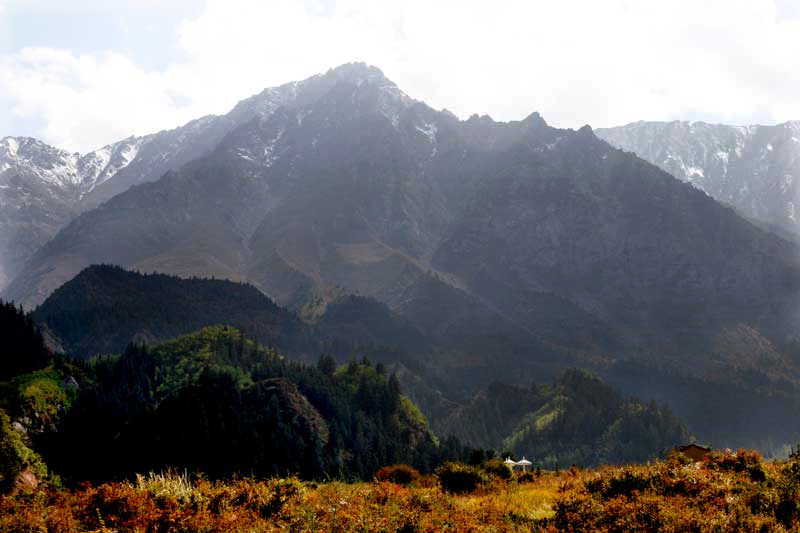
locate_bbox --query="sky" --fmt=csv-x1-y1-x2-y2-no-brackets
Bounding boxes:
1,0,800,153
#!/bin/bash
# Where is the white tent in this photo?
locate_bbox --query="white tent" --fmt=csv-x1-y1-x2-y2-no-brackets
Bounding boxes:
503,457,517,469
516,456,532,472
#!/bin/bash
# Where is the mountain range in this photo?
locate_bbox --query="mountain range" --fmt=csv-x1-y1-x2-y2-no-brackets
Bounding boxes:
3,62,800,449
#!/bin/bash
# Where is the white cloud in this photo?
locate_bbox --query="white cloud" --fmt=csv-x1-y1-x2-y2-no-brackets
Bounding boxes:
1,0,800,152
0,48,199,151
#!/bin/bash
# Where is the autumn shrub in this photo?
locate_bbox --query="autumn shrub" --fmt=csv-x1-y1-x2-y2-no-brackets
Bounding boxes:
585,467,656,499
482,459,512,480
210,478,303,519
773,447,800,528
83,483,160,531
708,448,759,471
553,493,601,531
707,449,767,482
516,470,537,483
375,464,420,486
435,462,487,494
4,450,799,532
416,473,438,488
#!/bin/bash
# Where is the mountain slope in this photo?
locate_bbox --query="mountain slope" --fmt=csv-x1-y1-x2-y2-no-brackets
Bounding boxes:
432,124,800,371
596,120,800,238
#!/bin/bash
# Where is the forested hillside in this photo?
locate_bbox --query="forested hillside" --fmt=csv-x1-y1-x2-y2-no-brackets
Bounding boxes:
0,301,51,380
32,265,431,367
0,297,694,491
32,265,315,358
436,369,689,467
32,326,449,482
1,303,456,487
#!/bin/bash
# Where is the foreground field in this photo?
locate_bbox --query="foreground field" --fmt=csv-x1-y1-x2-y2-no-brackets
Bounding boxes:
3,450,800,532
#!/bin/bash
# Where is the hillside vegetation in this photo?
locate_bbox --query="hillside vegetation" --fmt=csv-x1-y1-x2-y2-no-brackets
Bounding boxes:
33,265,430,369
1,295,696,489
32,265,315,359
36,325,446,483
437,370,689,468
4,450,800,531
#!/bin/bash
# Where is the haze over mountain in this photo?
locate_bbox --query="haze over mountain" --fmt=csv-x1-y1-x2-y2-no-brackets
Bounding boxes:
596,121,800,239
18,264,691,469
32,264,431,366
4,63,800,448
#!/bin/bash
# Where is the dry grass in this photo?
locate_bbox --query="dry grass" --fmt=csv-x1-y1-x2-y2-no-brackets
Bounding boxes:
134,470,195,503
3,452,800,532
0,473,563,532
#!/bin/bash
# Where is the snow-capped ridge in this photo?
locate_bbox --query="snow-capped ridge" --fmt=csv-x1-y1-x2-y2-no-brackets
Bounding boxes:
596,119,800,239
0,134,148,196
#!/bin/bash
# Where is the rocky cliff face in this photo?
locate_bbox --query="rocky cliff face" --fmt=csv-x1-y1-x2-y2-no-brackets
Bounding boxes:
596,120,800,239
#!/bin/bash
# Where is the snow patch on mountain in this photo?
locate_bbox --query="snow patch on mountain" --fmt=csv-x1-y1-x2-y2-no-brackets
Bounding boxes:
416,122,438,157
596,120,800,237
1,135,145,197
263,128,285,168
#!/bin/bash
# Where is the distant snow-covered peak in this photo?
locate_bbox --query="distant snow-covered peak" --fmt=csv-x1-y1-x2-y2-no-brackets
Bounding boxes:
78,136,143,191
0,136,83,188
0,134,146,195
596,119,800,238
1,137,19,158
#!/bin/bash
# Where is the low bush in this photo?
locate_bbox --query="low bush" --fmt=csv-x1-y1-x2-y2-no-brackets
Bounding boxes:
708,449,767,482
435,462,487,494
375,464,420,486
482,459,512,480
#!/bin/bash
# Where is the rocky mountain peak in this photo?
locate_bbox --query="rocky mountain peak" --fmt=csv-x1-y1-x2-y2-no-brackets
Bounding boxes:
230,62,415,131
323,61,390,85
521,111,548,129
2,136,69,160
0,136,82,188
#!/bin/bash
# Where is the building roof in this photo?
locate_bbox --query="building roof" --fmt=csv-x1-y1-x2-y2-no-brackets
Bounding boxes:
677,444,711,452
